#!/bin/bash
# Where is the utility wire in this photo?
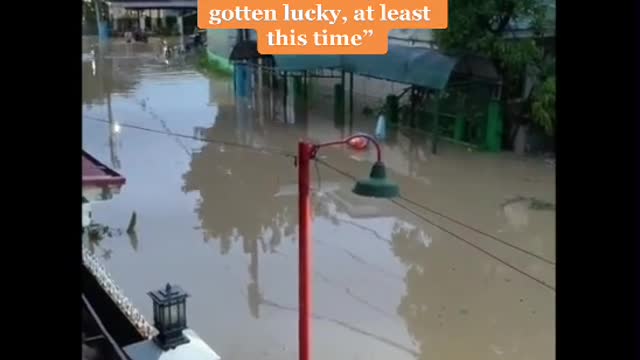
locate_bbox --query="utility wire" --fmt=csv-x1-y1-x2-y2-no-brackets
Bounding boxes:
84,115,296,159
85,114,556,290
315,157,555,265
398,195,556,265
389,199,555,291
316,158,556,292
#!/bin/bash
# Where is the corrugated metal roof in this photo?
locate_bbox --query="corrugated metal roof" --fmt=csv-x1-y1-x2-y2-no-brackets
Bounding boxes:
342,46,457,90
273,45,500,90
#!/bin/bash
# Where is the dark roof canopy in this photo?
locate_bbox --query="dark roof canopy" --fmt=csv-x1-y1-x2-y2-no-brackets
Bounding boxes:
229,40,259,61
229,40,276,62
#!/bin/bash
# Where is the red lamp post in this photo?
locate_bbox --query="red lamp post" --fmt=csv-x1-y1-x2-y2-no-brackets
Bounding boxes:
296,133,399,360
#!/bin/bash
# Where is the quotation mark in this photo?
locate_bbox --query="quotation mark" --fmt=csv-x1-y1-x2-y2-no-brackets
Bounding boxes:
363,30,374,37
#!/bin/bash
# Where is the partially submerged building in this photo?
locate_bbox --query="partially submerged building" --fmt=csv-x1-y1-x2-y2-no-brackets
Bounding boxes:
82,150,126,228
202,1,555,153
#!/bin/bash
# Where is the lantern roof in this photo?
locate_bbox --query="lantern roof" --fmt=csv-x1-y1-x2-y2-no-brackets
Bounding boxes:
148,283,189,304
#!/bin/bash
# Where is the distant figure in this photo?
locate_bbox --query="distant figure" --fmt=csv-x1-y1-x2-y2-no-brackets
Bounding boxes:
89,45,97,76
375,115,387,139
162,39,171,58
124,31,133,43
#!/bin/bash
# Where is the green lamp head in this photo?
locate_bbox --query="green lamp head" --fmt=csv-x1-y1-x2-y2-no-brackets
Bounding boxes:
352,161,399,198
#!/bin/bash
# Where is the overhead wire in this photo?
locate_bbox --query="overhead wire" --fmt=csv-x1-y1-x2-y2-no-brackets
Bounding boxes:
314,156,555,264
84,114,555,291
83,115,296,159
397,195,556,265
315,158,556,292
98,110,552,268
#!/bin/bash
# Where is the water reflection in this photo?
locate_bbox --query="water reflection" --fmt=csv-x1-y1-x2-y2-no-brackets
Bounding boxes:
391,213,554,359
82,39,554,359
128,228,139,252
82,50,140,106
181,117,297,255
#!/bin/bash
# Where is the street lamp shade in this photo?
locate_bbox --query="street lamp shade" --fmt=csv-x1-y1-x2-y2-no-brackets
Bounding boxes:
352,161,399,198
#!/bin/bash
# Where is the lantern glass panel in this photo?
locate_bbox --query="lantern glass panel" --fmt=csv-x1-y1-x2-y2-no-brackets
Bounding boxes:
163,304,171,328
178,302,186,326
169,302,180,327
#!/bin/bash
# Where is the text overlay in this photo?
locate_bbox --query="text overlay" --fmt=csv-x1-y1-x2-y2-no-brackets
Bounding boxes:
197,0,448,55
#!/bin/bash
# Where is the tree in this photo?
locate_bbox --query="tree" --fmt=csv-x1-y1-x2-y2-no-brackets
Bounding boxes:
529,55,555,136
434,0,555,137
83,0,109,34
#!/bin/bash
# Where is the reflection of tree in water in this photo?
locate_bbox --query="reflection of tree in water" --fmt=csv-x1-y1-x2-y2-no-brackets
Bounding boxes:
391,219,511,359
391,221,439,359
181,125,297,256
391,221,431,268
182,108,308,319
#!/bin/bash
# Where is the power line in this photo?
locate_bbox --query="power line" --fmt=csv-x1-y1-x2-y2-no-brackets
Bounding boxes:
316,158,556,292
315,157,554,264
83,115,296,159
398,195,556,265
389,199,555,291
85,114,555,290
89,114,553,266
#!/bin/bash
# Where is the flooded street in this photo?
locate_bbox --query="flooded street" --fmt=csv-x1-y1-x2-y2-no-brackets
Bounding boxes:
83,38,555,360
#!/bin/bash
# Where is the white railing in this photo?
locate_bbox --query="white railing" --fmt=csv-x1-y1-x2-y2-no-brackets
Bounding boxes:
82,245,158,339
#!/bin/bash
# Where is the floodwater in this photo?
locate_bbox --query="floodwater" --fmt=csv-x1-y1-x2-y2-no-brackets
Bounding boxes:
82,38,555,360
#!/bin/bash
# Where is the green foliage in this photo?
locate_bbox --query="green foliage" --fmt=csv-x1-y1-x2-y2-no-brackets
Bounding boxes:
526,53,555,135
531,73,555,135
434,0,547,72
82,0,109,24
434,0,555,135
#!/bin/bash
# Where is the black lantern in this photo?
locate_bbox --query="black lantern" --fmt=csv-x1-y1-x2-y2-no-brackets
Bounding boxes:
148,283,190,350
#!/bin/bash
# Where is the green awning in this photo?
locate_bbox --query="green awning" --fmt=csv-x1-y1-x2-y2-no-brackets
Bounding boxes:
342,46,457,90
273,45,499,91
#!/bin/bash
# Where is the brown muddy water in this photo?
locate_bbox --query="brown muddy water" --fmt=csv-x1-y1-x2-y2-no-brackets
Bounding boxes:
82,38,555,360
